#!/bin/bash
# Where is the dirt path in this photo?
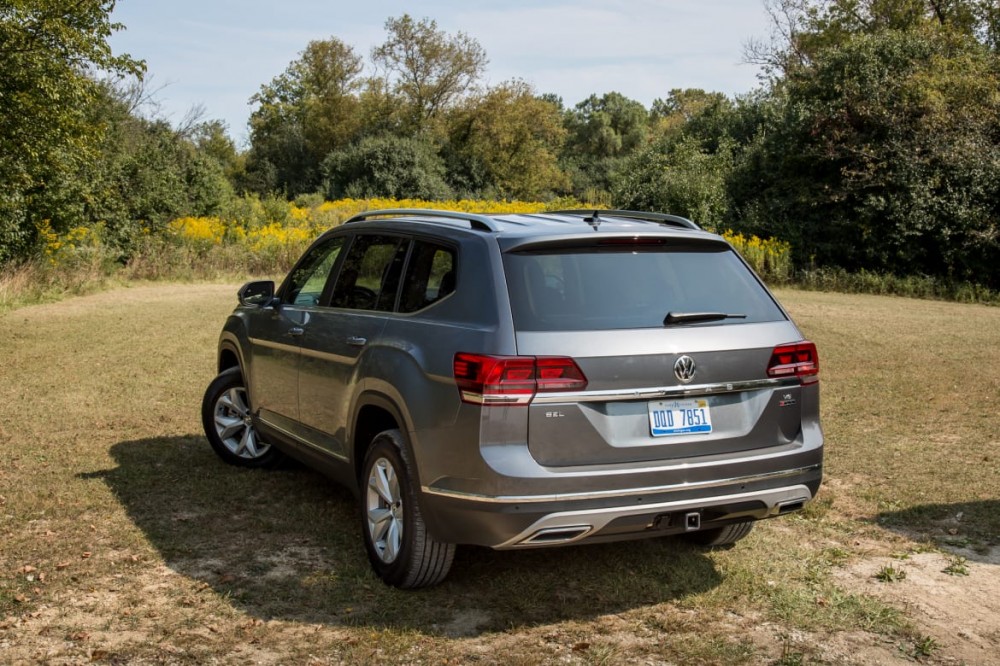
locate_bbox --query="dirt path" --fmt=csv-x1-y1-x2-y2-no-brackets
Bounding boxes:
833,547,1000,664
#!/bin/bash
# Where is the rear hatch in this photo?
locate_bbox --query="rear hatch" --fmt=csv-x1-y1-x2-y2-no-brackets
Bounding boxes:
501,235,816,467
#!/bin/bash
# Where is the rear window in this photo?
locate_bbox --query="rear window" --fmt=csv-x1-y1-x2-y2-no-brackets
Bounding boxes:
503,244,785,331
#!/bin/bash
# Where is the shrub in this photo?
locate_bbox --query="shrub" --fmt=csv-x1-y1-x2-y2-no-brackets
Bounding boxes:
722,230,793,283
322,135,453,201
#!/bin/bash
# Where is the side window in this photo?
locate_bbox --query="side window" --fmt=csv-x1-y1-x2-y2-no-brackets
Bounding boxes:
399,241,457,313
330,235,408,311
283,236,345,306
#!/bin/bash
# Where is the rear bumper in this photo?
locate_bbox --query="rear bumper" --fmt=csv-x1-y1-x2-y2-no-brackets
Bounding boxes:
418,462,822,548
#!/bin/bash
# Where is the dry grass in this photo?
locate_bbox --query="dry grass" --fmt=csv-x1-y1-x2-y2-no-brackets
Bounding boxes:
783,289,1000,546
0,285,997,664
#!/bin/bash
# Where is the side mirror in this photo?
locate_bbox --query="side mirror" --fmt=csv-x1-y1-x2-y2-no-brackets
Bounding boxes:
238,280,276,307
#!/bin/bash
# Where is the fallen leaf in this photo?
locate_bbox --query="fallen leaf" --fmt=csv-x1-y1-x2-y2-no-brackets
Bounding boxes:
13,594,28,603
21,565,37,574
68,631,90,642
56,561,71,570
81,552,92,559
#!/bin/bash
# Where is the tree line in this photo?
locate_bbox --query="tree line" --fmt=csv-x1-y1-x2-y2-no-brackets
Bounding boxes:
2,1,998,289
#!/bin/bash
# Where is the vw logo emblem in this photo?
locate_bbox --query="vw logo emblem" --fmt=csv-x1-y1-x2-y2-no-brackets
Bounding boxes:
674,355,696,383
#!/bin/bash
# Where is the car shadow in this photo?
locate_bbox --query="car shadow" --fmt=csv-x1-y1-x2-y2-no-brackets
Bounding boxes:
876,500,1000,564
84,436,725,634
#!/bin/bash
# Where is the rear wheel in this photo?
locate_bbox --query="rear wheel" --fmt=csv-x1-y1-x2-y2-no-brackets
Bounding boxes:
685,520,755,547
201,367,284,468
361,429,455,588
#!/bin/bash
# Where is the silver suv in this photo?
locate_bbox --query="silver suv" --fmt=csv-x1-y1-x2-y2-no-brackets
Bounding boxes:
202,209,823,588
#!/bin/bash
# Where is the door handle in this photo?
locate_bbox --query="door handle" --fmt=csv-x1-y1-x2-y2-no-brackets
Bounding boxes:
346,336,367,347
287,327,305,337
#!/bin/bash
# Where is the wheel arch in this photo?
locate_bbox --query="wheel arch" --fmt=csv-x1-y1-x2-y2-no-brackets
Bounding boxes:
218,343,241,374
217,332,248,382
351,392,416,484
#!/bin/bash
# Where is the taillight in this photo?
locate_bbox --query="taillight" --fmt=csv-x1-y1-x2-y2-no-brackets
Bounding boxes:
767,341,819,385
454,353,588,405
535,357,587,391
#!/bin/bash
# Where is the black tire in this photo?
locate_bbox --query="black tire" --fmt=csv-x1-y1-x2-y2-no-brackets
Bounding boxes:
685,520,755,547
201,367,285,468
360,429,455,588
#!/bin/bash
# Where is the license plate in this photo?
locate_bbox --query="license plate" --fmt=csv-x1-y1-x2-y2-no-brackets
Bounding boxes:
648,399,713,436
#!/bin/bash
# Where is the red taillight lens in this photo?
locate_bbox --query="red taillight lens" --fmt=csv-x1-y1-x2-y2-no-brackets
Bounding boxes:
535,357,588,391
454,353,588,405
767,341,819,385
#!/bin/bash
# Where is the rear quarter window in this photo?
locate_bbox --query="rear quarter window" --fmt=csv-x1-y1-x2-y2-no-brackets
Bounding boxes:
398,241,456,313
503,244,786,331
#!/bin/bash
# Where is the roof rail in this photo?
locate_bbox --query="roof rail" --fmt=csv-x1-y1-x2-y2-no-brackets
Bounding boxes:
547,209,701,230
344,208,499,232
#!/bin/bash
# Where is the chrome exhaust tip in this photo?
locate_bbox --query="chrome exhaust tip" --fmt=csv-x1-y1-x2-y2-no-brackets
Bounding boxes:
521,525,591,545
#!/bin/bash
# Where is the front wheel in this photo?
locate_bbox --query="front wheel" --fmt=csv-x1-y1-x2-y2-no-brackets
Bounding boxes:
201,367,284,468
361,429,455,588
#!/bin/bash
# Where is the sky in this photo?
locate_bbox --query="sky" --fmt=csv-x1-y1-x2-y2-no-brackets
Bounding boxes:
108,0,774,146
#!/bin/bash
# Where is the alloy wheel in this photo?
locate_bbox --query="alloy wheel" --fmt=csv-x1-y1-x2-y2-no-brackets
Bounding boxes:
212,386,270,459
366,457,404,563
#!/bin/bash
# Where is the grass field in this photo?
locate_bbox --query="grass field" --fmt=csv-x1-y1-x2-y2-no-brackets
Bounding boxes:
1,285,998,664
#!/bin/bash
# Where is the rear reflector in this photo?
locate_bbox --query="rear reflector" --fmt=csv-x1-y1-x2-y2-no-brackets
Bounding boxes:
767,341,819,385
454,353,588,405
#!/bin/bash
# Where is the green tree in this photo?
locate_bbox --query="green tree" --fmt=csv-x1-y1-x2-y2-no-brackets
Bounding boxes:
191,120,245,186
567,92,649,157
731,28,1000,285
78,80,233,255
612,135,734,229
246,38,363,195
0,0,143,263
447,81,569,200
650,89,731,138
322,134,452,200
561,92,649,196
747,0,1000,75
371,15,487,133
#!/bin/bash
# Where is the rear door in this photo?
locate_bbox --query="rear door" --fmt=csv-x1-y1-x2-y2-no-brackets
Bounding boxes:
503,237,809,466
296,234,408,458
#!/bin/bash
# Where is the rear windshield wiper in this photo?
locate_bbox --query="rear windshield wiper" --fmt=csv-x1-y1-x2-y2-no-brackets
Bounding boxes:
663,311,747,326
